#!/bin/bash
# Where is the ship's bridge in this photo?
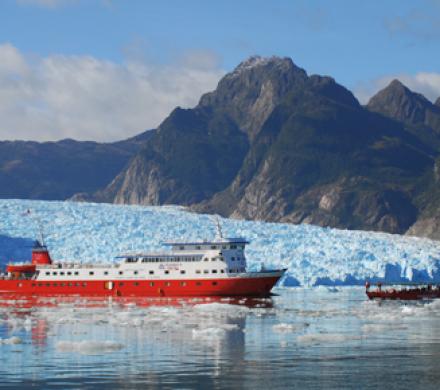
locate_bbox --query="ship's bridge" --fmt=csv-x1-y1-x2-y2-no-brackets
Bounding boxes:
163,237,249,252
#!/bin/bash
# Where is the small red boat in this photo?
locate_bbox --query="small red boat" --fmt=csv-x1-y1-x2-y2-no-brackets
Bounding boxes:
365,281,440,300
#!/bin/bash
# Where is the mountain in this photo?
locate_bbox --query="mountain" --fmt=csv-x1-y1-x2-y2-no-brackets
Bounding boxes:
4,55,440,239
89,56,439,236
94,56,307,205
196,75,433,233
367,79,440,147
0,130,154,200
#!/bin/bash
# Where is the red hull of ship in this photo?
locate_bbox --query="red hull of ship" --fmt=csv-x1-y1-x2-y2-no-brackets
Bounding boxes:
0,275,281,297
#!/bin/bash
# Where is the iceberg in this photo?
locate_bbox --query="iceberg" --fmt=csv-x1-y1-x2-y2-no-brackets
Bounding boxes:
0,199,440,286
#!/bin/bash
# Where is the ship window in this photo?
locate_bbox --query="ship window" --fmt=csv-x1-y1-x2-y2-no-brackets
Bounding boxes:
196,270,201,274
68,283,73,287
179,246,185,250
46,283,50,287
134,271,138,275
204,258,208,262
180,281,186,287
229,269,233,273
164,270,169,275
222,245,227,249
119,271,123,275
231,245,237,249
211,245,217,249
149,271,154,275
203,270,209,274
165,282,171,287
60,272,65,276
196,282,202,286
211,258,216,261
212,281,218,286
67,271,72,276
74,272,79,276
89,271,94,275
133,282,139,286
74,283,79,287
196,246,201,250
45,272,50,275
180,270,186,274
221,269,225,273
104,271,108,275
212,270,217,273
149,282,154,287
32,283,36,287
119,282,124,286
82,282,87,287
53,272,57,275
53,283,58,287
231,257,235,261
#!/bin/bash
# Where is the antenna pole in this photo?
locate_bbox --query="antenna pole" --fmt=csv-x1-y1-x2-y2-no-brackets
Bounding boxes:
25,209,46,246
215,215,223,239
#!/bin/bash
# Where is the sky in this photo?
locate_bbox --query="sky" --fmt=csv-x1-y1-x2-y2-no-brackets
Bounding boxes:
0,0,439,141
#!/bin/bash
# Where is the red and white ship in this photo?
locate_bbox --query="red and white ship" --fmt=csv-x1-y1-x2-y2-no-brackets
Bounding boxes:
0,223,286,297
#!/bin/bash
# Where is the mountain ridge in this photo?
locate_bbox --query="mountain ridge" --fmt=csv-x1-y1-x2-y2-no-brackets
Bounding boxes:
3,55,440,240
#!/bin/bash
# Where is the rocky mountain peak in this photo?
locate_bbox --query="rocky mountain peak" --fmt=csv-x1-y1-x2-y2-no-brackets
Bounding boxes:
229,55,299,78
198,55,308,139
367,79,431,125
308,75,360,108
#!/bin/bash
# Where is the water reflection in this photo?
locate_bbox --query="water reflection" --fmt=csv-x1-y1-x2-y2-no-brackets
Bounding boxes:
1,289,440,389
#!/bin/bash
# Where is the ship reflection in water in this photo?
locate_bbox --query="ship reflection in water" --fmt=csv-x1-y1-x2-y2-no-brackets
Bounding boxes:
2,288,440,389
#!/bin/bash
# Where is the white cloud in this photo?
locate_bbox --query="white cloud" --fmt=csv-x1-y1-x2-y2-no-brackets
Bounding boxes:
353,72,440,105
0,43,224,141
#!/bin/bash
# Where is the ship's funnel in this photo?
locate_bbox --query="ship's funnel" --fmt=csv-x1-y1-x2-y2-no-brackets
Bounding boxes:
31,240,52,265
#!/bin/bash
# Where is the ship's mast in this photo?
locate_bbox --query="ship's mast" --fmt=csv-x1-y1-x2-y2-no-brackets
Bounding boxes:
214,215,223,240
25,209,46,247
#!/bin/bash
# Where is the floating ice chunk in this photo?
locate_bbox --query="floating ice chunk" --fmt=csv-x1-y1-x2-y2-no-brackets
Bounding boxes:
297,333,361,345
272,323,299,333
56,340,124,355
0,336,22,345
361,323,408,333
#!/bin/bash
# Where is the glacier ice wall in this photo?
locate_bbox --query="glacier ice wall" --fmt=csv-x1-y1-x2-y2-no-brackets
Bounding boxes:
1,199,440,286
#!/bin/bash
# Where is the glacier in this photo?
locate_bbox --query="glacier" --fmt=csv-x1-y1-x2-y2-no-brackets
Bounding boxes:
1,199,440,286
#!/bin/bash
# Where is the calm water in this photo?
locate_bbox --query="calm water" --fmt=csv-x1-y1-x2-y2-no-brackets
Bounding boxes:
1,287,440,389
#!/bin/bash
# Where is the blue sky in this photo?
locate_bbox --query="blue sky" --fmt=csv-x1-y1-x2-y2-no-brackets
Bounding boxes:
0,0,439,141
